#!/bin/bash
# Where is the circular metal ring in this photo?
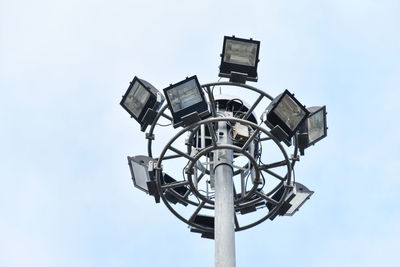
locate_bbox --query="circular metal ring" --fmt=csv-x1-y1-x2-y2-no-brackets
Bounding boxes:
144,81,299,232
154,116,292,232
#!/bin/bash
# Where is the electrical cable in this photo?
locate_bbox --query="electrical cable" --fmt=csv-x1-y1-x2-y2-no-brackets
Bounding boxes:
157,122,172,127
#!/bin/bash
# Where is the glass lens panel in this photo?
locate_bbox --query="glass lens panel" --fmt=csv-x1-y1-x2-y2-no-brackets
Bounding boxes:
124,82,151,118
308,109,325,143
286,191,310,215
274,94,306,131
167,79,203,112
224,39,258,66
131,159,149,192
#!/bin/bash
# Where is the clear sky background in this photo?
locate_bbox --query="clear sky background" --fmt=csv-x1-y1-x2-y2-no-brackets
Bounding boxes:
1,0,399,266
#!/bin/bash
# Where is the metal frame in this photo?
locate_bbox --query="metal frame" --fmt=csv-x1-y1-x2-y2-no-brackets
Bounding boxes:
154,116,292,232
142,81,301,233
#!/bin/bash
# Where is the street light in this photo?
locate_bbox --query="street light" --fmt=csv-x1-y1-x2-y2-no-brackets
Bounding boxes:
219,36,260,83
120,76,165,132
262,89,309,145
297,106,328,155
163,75,209,128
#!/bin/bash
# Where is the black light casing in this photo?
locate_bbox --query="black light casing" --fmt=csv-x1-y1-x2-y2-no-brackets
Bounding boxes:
120,76,165,132
163,76,209,128
219,36,260,82
190,214,215,239
266,184,294,220
298,106,328,149
263,89,310,139
162,172,189,206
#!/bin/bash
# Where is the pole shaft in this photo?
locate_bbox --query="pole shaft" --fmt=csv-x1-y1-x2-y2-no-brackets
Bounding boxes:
214,121,236,267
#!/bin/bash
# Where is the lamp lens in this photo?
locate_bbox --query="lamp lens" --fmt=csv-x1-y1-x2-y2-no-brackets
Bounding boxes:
130,159,149,192
125,82,151,118
224,39,257,67
286,191,310,215
166,79,203,112
274,94,306,131
308,109,325,143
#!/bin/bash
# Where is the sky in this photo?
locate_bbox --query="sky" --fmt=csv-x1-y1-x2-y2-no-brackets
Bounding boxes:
1,0,399,266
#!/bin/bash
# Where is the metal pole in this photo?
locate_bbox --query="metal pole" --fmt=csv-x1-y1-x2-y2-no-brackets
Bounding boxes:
214,120,236,267
249,129,256,184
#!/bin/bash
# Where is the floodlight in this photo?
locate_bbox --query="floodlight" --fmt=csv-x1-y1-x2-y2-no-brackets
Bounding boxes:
236,201,265,215
163,76,209,128
266,185,294,220
190,214,215,239
235,191,265,214
267,182,313,219
121,76,165,132
285,182,314,216
219,36,260,82
193,214,215,228
297,106,327,155
162,172,189,206
127,155,160,203
262,90,309,144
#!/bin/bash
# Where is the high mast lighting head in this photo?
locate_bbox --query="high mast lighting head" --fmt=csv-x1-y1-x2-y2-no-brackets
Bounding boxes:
219,36,260,83
297,106,328,155
120,77,165,132
163,75,209,128
119,35,327,247
262,89,309,145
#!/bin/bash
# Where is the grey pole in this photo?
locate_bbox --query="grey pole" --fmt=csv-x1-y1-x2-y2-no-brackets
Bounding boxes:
214,120,236,267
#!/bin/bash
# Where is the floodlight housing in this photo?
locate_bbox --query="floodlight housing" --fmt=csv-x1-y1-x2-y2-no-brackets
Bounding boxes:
127,155,160,202
266,184,294,220
193,214,215,228
163,76,209,128
235,192,265,215
121,76,165,132
162,172,189,206
262,90,309,143
267,182,313,219
219,36,260,82
190,214,215,239
285,182,314,216
127,155,154,193
298,106,328,154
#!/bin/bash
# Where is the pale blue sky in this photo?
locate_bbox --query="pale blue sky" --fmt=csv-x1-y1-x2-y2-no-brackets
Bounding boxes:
1,0,399,266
